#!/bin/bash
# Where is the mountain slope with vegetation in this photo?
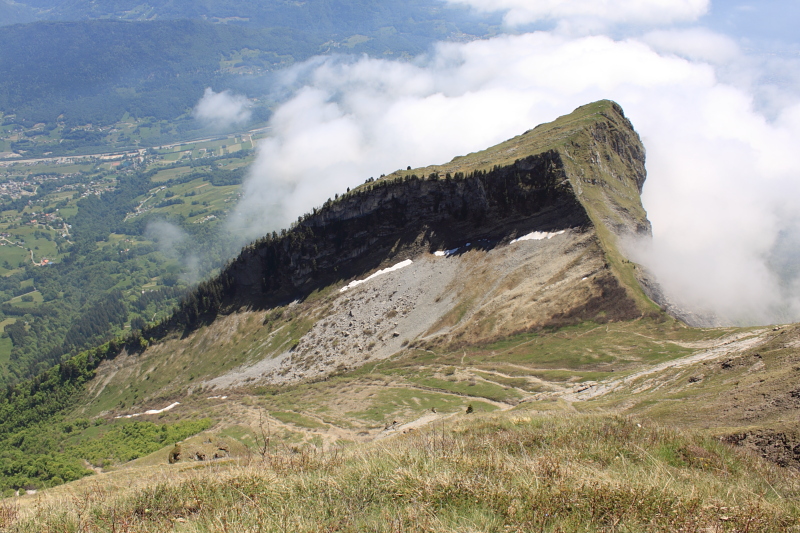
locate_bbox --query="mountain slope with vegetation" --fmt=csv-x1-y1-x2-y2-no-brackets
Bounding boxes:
0,1,495,136
0,100,654,489
0,20,309,128
2,102,800,529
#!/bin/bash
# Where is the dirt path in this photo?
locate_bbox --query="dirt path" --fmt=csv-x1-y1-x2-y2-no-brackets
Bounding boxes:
29,249,44,266
374,410,459,440
0,236,23,248
467,367,566,393
666,329,764,349
403,383,516,410
560,329,771,401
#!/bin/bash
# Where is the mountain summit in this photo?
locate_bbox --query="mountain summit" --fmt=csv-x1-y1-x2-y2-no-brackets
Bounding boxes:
99,100,660,396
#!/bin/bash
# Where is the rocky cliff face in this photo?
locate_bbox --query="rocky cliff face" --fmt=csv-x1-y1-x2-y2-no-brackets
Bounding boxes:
227,150,589,306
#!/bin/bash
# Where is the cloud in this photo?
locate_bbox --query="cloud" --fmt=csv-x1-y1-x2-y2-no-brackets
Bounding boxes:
144,220,202,284
641,28,739,63
193,88,252,129
230,32,708,237
443,0,709,29
213,17,800,325
144,220,186,259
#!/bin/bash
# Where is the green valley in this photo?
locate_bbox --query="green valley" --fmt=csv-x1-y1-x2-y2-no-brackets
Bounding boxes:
0,130,267,384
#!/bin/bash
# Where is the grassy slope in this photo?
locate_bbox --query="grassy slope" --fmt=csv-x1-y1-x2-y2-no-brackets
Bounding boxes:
5,410,799,532
592,323,800,453
72,312,745,451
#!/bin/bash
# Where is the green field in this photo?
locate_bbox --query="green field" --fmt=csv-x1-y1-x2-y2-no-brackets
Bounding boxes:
6,290,43,307
149,166,194,183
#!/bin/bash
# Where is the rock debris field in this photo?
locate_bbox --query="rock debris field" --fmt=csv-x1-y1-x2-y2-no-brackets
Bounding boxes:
205,228,594,388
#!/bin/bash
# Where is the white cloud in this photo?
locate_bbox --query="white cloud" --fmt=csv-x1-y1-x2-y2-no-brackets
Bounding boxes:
641,28,739,63
193,88,251,129
216,23,800,325
443,0,710,29
144,220,202,284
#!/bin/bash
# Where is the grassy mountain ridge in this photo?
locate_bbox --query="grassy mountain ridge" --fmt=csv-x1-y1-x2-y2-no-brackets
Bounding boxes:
65,100,652,392
0,99,661,493
384,99,654,311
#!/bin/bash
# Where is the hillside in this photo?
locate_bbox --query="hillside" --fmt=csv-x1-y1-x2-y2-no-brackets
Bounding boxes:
0,2,494,133
3,0,489,31
122,100,655,387
0,20,310,128
3,101,800,526
6,411,799,532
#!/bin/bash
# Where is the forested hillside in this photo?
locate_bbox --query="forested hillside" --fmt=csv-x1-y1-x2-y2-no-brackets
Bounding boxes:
0,139,259,385
0,20,307,126
0,2,495,131
3,0,490,31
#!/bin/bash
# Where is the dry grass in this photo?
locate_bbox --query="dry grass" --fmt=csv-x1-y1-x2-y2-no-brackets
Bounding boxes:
5,411,799,532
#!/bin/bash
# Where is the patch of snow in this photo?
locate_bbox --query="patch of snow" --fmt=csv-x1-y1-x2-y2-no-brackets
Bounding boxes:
434,247,460,257
434,243,472,257
207,395,228,400
340,259,413,292
114,401,180,419
510,230,565,243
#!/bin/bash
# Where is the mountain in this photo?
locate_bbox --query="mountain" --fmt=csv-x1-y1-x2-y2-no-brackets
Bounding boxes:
123,99,656,387
3,102,800,530
0,1,495,129
0,1,36,25
3,0,488,30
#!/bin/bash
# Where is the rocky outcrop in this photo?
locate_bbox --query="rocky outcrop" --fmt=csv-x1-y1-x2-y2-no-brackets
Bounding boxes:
227,151,589,306
723,430,800,468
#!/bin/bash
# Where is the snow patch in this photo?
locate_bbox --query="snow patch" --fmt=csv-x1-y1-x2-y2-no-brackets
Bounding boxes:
208,395,228,400
511,230,565,243
434,242,473,257
340,259,413,292
114,401,181,419
434,247,460,257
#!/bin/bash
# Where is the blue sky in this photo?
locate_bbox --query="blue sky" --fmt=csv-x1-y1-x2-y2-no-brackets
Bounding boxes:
703,0,800,50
